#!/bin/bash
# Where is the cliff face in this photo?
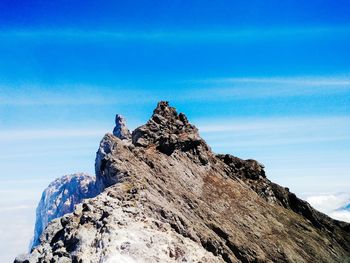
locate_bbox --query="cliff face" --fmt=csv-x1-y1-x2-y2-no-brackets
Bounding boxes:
18,101,350,263
31,173,99,249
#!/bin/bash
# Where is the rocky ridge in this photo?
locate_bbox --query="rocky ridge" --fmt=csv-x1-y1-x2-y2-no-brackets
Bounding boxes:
31,114,133,249
17,101,350,263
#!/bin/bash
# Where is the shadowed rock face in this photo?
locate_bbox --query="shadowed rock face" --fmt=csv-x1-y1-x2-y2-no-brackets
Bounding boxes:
17,101,350,263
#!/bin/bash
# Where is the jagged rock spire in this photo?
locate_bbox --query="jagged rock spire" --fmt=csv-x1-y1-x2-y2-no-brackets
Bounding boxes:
113,114,131,140
152,101,190,126
132,101,209,158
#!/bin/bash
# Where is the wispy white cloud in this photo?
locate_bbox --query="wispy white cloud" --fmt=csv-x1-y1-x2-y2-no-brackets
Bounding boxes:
201,76,350,86
185,75,350,100
197,116,350,133
1,25,349,42
0,146,96,160
196,116,350,147
209,135,350,148
0,128,107,141
0,84,155,106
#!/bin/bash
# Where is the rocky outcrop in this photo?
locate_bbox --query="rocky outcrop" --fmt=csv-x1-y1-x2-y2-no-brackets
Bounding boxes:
132,101,211,165
31,173,99,248
18,101,350,263
113,114,131,140
95,114,132,190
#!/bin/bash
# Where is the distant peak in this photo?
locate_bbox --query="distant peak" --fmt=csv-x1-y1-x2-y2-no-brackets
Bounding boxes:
113,114,131,140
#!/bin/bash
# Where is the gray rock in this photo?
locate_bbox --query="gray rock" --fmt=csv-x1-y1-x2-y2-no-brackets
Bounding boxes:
31,173,99,249
132,101,210,162
113,114,131,140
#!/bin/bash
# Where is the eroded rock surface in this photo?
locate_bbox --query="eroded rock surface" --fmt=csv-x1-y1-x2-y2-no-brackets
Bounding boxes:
31,173,99,248
18,101,350,263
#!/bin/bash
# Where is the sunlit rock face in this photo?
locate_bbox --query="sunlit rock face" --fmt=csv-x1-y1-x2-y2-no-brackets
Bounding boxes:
32,173,99,248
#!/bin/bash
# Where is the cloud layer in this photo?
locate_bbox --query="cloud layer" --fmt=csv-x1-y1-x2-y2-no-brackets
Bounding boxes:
306,193,350,222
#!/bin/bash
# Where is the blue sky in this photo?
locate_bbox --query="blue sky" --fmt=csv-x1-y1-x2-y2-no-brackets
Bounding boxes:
0,1,350,261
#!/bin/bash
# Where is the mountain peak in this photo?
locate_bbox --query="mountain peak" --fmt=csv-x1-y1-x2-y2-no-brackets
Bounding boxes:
151,101,190,127
152,101,189,125
19,102,350,263
132,101,207,157
153,101,175,117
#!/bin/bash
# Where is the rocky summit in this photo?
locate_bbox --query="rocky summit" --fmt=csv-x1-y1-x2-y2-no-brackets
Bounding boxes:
17,101,350,263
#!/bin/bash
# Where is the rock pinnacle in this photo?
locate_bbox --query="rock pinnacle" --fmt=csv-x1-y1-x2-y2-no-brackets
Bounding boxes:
113,114,131,140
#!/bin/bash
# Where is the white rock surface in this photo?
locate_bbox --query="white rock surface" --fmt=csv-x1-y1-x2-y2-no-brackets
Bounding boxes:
32,173,99,248
26,191,222,263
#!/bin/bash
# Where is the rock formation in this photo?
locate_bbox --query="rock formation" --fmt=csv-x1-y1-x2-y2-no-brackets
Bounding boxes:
17,101,350,263
113,114,131,140
31,173,99,248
